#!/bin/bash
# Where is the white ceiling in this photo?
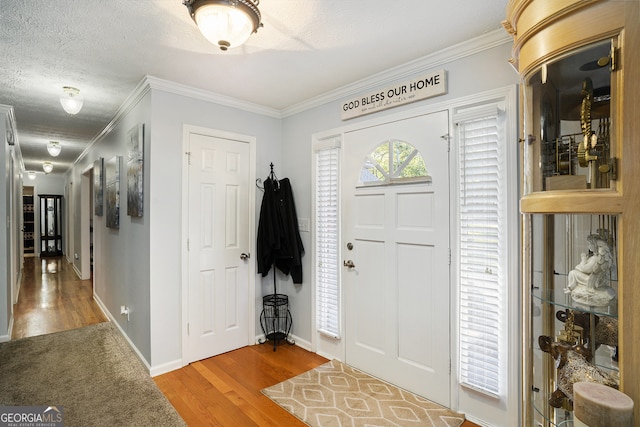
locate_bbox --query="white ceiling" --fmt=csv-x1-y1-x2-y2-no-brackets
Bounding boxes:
1,0,509,174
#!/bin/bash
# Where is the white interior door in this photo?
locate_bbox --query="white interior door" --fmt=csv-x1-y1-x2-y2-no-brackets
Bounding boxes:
186,131,251,363
343,111,451,406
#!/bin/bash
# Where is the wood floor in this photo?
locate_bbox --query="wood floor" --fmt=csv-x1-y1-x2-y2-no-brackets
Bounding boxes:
13,256,479,427
11,256,107,339
155,343,329,426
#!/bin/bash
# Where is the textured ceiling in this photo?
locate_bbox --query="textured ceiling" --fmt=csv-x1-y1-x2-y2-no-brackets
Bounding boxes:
1,0,509,175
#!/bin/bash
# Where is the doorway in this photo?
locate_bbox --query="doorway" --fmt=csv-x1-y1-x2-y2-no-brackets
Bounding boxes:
342,111,452,406
183,126,256,364
39,195,63,257
79,168,93,280
22,186,35,257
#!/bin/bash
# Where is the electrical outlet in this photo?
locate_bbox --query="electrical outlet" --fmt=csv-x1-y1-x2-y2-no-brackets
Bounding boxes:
120,305,130,321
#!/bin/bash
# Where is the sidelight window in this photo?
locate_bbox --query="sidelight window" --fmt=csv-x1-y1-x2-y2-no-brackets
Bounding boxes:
457,104,506,397
314,140,341,338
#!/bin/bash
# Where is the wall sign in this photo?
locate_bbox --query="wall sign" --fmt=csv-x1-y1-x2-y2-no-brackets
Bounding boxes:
341,69,447,120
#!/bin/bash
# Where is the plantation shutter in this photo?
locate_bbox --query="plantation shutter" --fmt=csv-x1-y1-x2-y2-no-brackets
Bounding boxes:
456,105,505,397
314,142,341,338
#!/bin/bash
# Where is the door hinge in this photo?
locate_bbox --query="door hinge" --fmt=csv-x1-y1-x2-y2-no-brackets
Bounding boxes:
185,151,192,165
449,359,452,374
448,248,452,266
441,133,451,152
610,44,617,72
187,323,190,336
186,238,189,251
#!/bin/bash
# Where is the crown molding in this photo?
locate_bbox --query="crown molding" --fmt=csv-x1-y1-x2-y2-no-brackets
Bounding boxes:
282,28,513,117
72,78,152,170
71,28,511,172
145,76,282,119
1,104,25,171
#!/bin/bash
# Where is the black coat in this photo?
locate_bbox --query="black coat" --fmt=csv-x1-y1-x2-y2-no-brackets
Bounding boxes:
257,177,305,283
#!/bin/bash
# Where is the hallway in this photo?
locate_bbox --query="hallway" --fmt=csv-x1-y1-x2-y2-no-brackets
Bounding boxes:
11,256,107,339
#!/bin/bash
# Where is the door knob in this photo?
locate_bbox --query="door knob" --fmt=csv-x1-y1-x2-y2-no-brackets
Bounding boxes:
240,253,250,260
343,259,355,269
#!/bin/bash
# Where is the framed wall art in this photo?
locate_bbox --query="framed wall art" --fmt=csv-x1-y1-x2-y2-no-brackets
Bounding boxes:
127,123,144,217
94,157,104,216
105,156,120,229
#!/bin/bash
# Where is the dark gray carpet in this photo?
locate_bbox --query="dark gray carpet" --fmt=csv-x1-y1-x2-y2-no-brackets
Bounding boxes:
0,322,186,427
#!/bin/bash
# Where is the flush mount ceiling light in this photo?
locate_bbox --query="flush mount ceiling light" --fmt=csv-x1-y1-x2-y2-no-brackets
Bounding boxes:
27,171,37,180
60,86,84,114
43,161,53,174
184,0,262,51
47,141,62,157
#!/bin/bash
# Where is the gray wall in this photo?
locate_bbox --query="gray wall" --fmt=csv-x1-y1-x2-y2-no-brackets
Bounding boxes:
30,173,65,195
277,40,520,426
64,81,282,370
0,106,22,342
67,90,153,361
62,36,518,371
148,88,281,368
278,40,519,345
1,109,10,340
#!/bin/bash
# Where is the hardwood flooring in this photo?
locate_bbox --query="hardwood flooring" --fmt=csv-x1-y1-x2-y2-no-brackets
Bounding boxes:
11,256,107,339
13,255,479,427
154,343,329,426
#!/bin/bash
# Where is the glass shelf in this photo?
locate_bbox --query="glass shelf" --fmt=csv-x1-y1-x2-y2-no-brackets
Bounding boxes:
532,398,574,427
532,286,617,319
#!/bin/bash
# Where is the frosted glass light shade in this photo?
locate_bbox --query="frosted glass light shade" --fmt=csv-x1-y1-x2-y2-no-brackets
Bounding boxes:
47,141,61,157
186,0,262,51
43,162,53,174
60,86,83,114
27,171,37,180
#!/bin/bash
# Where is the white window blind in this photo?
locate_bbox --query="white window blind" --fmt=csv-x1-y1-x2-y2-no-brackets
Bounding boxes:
457,109,505,397
315,145,340,338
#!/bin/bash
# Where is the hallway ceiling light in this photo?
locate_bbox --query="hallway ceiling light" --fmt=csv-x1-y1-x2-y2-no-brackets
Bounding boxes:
47,141,62,157
60,86,84,115
184,0,262,51
43,161,53,174
27,171,37,180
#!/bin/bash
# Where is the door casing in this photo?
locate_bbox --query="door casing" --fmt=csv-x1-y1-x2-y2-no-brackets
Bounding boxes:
341,111,451,406
181,124,257,365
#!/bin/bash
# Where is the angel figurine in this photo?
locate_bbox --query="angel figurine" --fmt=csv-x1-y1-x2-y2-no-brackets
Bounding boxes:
564,234,616,308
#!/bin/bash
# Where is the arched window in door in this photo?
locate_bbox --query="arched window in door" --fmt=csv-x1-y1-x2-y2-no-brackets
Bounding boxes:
359,139,431,185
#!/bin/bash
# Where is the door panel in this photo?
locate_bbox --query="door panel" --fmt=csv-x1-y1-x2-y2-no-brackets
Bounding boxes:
343,111,451,406
187,132,250,363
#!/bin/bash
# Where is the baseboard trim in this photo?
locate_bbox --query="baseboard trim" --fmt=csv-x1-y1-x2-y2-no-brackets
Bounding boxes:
93,295,152,373
150,359,184,377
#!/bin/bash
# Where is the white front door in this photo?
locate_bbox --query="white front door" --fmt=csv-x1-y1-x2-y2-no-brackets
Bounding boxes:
343,111,451,406
186,130,252,363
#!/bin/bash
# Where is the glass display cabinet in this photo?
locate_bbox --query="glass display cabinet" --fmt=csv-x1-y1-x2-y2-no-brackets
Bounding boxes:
529,213,619,426
40,195,63,257
504,1,640,425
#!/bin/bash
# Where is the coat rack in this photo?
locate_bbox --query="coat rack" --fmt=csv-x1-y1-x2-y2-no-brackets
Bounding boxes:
256,162,279,191
257,163,294,350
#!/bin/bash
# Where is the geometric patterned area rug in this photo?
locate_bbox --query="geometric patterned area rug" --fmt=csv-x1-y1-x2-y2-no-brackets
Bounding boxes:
262,359,465,427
